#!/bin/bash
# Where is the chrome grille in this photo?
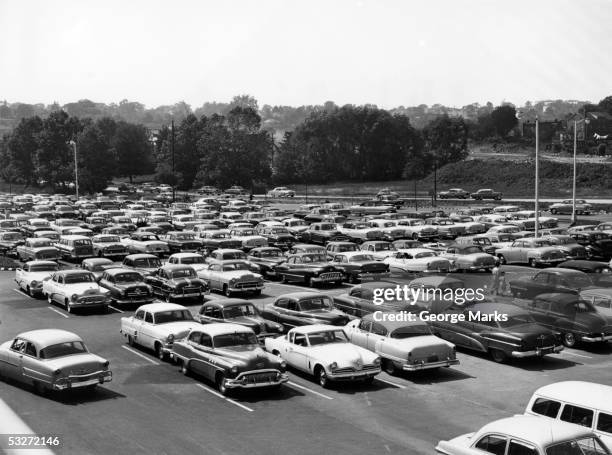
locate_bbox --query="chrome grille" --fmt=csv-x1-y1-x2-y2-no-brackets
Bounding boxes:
319,272,343,280
235,281,261,289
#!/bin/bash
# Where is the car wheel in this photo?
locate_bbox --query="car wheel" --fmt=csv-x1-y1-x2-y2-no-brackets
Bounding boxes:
316,366,330,388
490,349,507,363
155,343,166,361
223,285,232,297
562,332,577,348
180,359,189,376
127,335,136,347
26,286,31,296
382,359,397,375
498,255,507,265
412,233,419,240
550,209,557,215
33,380,48,396
529,258,537,268
216,373,228,395
363,376,375,386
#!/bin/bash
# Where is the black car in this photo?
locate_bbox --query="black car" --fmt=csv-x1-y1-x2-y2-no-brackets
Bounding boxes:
274,253,344,287
98,268,154,307
328,252,390,284
569,231,612,261
517,293,612,348
196,299,283,339
255,226,296,250
333,281,421,318
428,302,563,363
261,292,349,330
509,268,599,300
299,223,350,245
145,264,209,302
160,231,203,254
199,231,242,253
247,247,285,279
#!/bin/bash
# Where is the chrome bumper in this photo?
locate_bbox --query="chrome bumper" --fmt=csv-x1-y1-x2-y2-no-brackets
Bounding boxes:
226,371,289,389
581,334,612,343
511,345,564,358
403,358,460,371
328,368,380,380
53,370,112,390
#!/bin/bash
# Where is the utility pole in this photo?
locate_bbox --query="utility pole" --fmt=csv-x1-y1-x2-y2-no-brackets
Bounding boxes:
534,117,539,238
69,140,78,200
171,119,175,203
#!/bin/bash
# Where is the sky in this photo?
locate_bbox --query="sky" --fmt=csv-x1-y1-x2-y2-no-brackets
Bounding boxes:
1,0,612,109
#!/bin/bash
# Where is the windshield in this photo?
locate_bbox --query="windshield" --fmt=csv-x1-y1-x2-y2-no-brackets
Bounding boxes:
210,233,228,239
3,233,22,241
337,244,358,252
320,224,336,230
64,273,95,283
301,254,327,263
498,234,514,242
350,254,375,262
213,332,258,348
223,252,247,260
461,246,482,254
154,310,194,324
115,272,143,283
133,258,162,268
236,229,255,236
39,341,87,359
534,240,552,247
73,239,92,246
307,330,348,346
546,437,608,455
391,324,433,338
473,238,492,245
98,236,120,243
223,304,258,318
175,233,196,240
498,313,537,328
32,240,53,247
180,256,205,264
170,268,196,278
271,228,289,234
222,262,250,271
29,264,59,272
375,243,391,251
298,297,333,311
259,249,281,258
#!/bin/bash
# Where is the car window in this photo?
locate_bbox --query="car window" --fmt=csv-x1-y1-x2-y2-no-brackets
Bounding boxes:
200,334,212,348
275,299,288,309
358,320,371,331
211,308,223,319
24,342,37,357
10,338,26,352
533,273,549,284
560,404,594,428
188,332,201,343
144,312,154,323
597,412,612,435
474,435,507,455
531,398,562,418
135,310,145,320
508,441,537,455
370,323,388,336
293,333,307,347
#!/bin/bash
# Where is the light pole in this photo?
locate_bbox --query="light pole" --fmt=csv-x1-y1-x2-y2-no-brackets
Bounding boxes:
69,140,78,200
534,116,539,238
572,115,590,224
171,118,175,203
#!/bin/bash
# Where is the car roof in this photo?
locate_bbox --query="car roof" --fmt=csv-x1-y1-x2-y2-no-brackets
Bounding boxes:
278,292,332,301
203,298,252,308
476,415,595,446
169,252,204,258
104,267,141,276
125,253,159,259
59,269,97,276
24,260,58,267
18,329,82,348
396,248,436,254
533,381,612,411
82,258,114,265
289,324,341,334
160,264,195,271
191,322,253,337
136,303,188,313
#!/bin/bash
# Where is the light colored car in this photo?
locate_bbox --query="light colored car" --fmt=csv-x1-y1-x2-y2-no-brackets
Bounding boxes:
42,269,109,313
496,237,567,267
396,218,438,240
383,248,451,273
435,415,608,455
16,237,60,262
336,221,384,243
549,199,592,215
91,234,129,258
229,227,268,250
120,302,200,360
167,252,208,272
595,223,612,236
15,260,59,296
265,324,381,387
121,232,170,256
439,244,497,272
197,260,264,297
366,219,406,241
0,329,112,394
267,186,295,197
344,314,458,374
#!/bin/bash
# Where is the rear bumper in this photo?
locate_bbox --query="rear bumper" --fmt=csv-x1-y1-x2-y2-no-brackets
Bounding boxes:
511,345,564,358
403,358,459,371
581,334,612,343
53,370,112,390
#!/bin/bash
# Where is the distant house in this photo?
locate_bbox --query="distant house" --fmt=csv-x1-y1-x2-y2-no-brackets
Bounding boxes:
521,119,564,142
567,111,612,140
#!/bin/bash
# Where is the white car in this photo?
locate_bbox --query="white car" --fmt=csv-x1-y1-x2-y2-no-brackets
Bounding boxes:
120,302,200,360
15,260,59,296
435,415,608,455
228,227,268,250
267,187,295,197
383,248,452,273
265,324,381,388
42,269,109,313
396,218,438,240
166,252,208,272
197,260,264,296
360,219,404,241
121,232,170,256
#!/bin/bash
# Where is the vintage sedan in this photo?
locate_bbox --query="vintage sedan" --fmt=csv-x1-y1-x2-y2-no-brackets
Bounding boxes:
198,230,243,253
121,253,163,276
518,293,612,347
265,324,381,387
42,270,109,313
396,218,438,240
538,235,587,260
282,217,310,237
329,251,390,283
439,244,497,272
81,257,116,280
267,186,295,198
299,222,350,245
98,268,154,306
509,268,600,300
383,248,452,273
570,231,612,261
0,230,25,256
337,221,385,243
274,253,344,286
344,314,458,374
196,299,284,338
435,415,608,455
197,260,264,296
173,324,288,395
549,199,592,215
0,329,112,394
438,188,469,199
166,252,208,272
333,281,421,318
496,238,568,267
359,240,397,261
429,302,564,363
228,227,268,250
15,260,59,296
325,241,360,260
559,259,612,276
121,232,170,256
120,303,200,360
159,231,203,254
16,237,60,262
254,225,296,250
262,292,350,329
426,218,466,239
145,264,208,302
470,188,502,200
349,200,396,216
247,247,285,278
91,234,128,258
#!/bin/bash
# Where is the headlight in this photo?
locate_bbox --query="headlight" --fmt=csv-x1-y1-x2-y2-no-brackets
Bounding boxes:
102,360,110,369
31,280,39,287
280,360,287,370
230,278,237,284
53,369,61,375
230,366,239,374
373,357,381,366
329,362,338,371
71,294,78,301
166,334,174,343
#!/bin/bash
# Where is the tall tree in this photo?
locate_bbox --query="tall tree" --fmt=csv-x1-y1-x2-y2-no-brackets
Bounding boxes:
6,116,43,186
113,122,154,182
75,124,116,193
422,115,469,166
490,105,518,137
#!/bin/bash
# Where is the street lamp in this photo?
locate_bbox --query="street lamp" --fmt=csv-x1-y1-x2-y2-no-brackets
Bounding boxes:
69,140,78,200
572,116,590,224
170,118,176,203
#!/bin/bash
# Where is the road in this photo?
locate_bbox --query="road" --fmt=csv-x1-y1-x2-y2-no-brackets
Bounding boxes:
2,270,612,455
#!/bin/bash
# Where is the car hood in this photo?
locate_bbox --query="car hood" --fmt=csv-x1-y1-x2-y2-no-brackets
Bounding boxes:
155,322,200,339
64,283,105,295
298,309,348,324
306,343,378,365
205,270,263,280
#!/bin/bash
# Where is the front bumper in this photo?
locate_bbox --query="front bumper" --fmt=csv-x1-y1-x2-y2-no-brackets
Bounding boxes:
53,370,113,390
534,258,565,265
169,289,209,299
226,370,289,389
581,334,612,343
328,367,381,381
511,345,564,358
403,358,460,371
358,271,390,280
229,283,264,292
114,296,154,305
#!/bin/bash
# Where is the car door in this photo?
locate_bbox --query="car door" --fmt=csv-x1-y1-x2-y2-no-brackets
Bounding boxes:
20,341,42,384
347,320,371,348
208,264,223,291
367,322,388,351
138,311,156,349
3,338,27,381
285,332,309,372
524,271,553,299
528,298,555,329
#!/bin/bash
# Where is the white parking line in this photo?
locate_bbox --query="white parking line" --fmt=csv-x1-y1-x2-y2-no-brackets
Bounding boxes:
559,350,593,359
375,377,407,389
287,380,334,400
0,399,55,455
108,305,124,313
47,307,69,318
273,282,316,292
13,288,27,296
195,384,254,412
121,345,160,365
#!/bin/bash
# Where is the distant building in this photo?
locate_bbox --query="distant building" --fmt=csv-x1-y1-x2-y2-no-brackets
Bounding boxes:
521,119,564,142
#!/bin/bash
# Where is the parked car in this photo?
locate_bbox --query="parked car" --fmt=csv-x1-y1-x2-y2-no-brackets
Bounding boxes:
541,235,588,260
254,225,296,250
344,313,458,374
81,257,116,280
274,253,344,286
549,199,592,215
329,251,390,283
196,299,283,338
198,230,243,253
336,221,384,243
261,292,349,330
121,232,170,256
166,252,208,272
299,222,350,245
16,237,60,262
98,268,154,306
325,241,360,260
558,259,612,276
91,234,128,259
172,324,288,395
570,231,612,261
349,200,396,216
359,241,397,261
246,247,285,279
509,268,600,300
0,230,26,255
383,248,452,273
429,301,564,362
14,260,59,296
470,188,502,200
435,415,608,455
332,281,420,318
265,324,381,387
120,302,200,360
0,329,112,394
197,260,264,297
517,293,612,347
495,238,566,267
438,188,469,199
121,253,163,276
439,244,497,272
159,231,203,254
42,269,110,313
145,264,208,302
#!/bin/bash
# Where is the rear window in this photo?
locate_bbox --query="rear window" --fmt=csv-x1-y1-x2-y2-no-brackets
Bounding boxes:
597,412,612,434
560,404,594,428
531,398,561,418
474,435,506,455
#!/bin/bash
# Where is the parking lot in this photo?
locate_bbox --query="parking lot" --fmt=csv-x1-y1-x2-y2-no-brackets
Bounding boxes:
2,265,612,455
